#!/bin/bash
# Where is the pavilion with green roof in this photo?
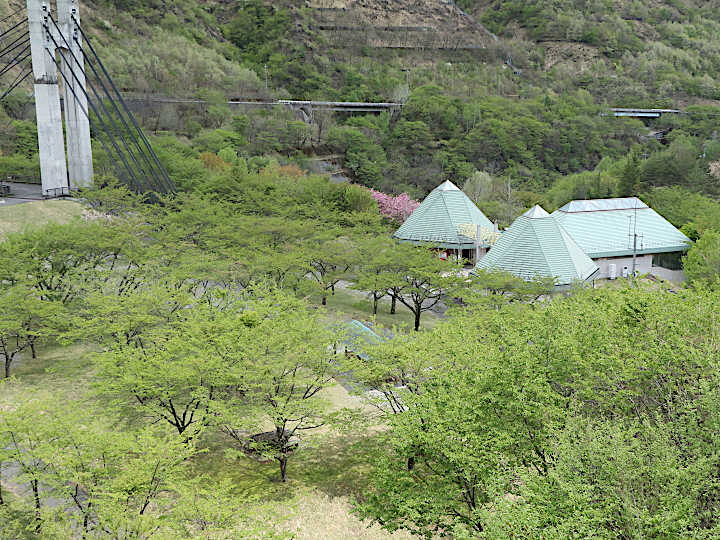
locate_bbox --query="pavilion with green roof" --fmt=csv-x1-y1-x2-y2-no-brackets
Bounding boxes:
474,205,599,287
393,180,494,261
551,197,691,278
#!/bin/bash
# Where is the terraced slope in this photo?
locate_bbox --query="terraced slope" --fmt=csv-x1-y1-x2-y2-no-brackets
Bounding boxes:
308,0,496,49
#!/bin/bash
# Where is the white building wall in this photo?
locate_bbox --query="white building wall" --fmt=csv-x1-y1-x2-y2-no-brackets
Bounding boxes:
594,255,653,279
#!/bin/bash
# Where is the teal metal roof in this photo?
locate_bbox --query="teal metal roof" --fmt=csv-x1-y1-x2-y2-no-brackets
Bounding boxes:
522,204,550,218
393,180,494,249
551,197,691,258
344,320,387,360
475,211,599,286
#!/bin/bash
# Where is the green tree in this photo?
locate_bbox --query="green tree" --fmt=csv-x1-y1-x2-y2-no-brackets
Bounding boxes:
386,245,464,331
351,237,399,314
222,291,339,482
618,149,641,196
358,286,720,537
0,388,201,537
91,291,251,436
306,233,359,305
0,285,63,378
684,229,719,287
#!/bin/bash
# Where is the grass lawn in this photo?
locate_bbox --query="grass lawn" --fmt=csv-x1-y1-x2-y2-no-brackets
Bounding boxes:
0,200,83,239
314,287,442,332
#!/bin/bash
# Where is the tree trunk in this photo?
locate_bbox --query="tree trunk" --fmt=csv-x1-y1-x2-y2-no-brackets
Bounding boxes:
373,295,379,315
321,295,327,306
30,341,36,359
278,456,288,483
31,478,41,532
4,357,11,379
407,455,415,471
414,308,421,332
390,294,397,315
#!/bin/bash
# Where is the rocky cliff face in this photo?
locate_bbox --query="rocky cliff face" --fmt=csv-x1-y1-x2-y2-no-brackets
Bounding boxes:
307,0,496,49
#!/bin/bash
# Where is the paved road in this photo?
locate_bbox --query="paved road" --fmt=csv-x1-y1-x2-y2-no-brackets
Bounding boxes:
0,182,44,207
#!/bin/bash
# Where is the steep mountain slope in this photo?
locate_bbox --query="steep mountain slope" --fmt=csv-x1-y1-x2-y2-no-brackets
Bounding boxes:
463,0,720,106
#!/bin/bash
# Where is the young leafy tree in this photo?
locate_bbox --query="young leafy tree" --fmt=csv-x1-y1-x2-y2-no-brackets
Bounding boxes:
684,229,719,287
0,285,64,378
355,305,565,536
387,244,464,331
0,220,142,304
0,388,200,538
342,328,441,418
91,293,251,437
357,286,720,537
618,148,641,196
463,268,556,311
222,291,340,482
306,232,359,305
351,237,398,314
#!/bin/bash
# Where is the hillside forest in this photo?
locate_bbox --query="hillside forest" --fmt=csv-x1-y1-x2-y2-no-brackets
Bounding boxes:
1,0,720,538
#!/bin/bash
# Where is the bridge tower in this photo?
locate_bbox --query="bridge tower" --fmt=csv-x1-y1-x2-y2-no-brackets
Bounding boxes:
26,0,92,197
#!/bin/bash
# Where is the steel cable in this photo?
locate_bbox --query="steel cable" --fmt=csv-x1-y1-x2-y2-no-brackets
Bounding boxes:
0,67,31,101
45,25,154,193
46,43,143,192
73,16,174,193
0,49,30,78
0,6,25,27
46,14,165,193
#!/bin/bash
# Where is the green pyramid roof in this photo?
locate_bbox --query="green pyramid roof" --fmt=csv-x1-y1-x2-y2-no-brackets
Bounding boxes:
551,197,691,258
475,212,599,286
393,181,494,249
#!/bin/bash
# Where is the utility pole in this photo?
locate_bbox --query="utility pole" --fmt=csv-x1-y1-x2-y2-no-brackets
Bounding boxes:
631,201,639,278
58,0,93,189
27,0,68,196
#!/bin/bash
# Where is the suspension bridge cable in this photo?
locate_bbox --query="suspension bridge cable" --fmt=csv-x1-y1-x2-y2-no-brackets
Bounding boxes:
70,31,170,193
50,62,141,194
0,67,31,101
0,32,29,59
46,45,144,193
45,15,165,193
0,18,28,43
45,29,154,193
0,6,25,27
73,16,174,193
0,49,30,79
74,36,172,194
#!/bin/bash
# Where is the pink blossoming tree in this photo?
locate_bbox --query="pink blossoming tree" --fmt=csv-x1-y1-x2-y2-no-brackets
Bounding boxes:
369,189,420,223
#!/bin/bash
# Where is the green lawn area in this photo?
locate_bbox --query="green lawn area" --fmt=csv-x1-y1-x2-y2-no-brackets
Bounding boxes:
0,200,83,239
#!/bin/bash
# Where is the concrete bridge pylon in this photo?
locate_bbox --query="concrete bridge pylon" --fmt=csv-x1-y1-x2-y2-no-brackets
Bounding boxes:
26,0,92,197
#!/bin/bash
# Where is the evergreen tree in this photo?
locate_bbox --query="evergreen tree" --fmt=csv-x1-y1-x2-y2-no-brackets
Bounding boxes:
618,150,641,197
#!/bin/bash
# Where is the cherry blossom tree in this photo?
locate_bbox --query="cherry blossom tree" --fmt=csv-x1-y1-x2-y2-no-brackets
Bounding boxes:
369,189,420,223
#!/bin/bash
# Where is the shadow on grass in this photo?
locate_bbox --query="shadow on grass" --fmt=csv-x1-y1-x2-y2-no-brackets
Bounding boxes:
191,425,386,504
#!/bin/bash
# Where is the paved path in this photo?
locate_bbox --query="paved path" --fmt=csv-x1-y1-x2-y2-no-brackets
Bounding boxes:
0,182,45,207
